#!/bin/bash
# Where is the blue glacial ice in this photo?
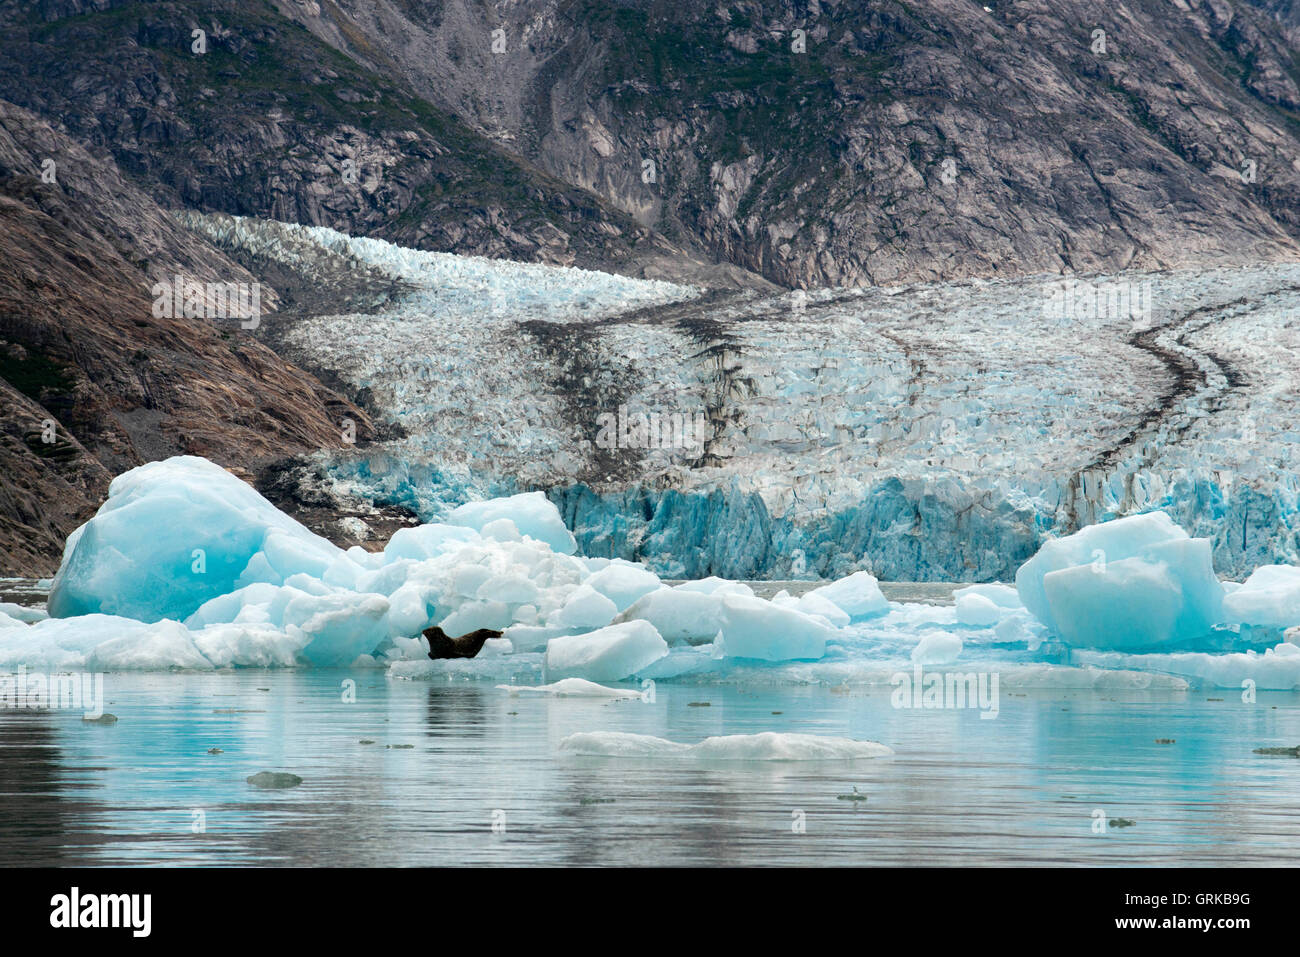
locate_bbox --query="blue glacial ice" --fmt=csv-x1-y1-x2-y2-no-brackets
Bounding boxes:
1014,511,1224,649
4,455,1300,693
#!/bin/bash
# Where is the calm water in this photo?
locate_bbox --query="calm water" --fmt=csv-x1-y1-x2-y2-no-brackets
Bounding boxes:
3,670,1300,866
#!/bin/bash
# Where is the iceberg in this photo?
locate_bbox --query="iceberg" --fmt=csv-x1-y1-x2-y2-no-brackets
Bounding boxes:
953,583,1021,627
447,492,577,555
804,571,890,621
1015,513,1224,649
543,621,668,681
613,587,725,644
496,678,644,698
582,562,662,612
548,584,619,630
1222,565,1300,630
715,594,833,661
48,457,340,623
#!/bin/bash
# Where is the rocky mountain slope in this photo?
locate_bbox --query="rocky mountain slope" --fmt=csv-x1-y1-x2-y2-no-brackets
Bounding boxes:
281,0,1300,286
0,98,375,574
0,0,761,285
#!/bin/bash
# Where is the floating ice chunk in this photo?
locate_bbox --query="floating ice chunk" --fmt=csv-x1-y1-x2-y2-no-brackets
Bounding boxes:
559,731,689,756
438,600,513,638
496,677,643,698
383,583,437,638
716,594,833,661
476,573,540,605
1016,513,1223,648
184,582,281,629
0,602,46,624
192,623,308,668
544,620,668,681
0,614,212,671
672,577,754,598
583,562,661,612
383,523,481,562
689,733,893,761
953,585,1026,627
953,583,1022,609
1075,642,1300,690
1222,565,1300,629
48,456,343,623
560,731,893,760
447,492,577,555
791,592,851,629
636,645,719,679
286,592,391,665
1015,512,1188,634
615,587,724,644
85,620,213,671
503,623,575,653
911,632,963,665
804,571,889,620
955,593,1002,627
1043,559,1183,649
549,584,619,630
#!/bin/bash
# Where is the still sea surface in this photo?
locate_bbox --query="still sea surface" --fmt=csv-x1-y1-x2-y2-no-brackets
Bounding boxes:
2,580,1299,866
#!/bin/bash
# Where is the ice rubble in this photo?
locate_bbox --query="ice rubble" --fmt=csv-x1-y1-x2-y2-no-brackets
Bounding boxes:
11,456,1300,691
15,457,886,673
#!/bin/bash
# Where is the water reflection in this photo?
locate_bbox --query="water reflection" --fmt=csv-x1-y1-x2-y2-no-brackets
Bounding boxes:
0,672,1297,865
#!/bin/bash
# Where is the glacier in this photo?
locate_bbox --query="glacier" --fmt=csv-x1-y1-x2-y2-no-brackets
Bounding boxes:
4,455,1300,695
182,215,1300,584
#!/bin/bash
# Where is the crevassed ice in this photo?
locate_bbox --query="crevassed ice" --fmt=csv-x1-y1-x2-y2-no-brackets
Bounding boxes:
180,214,1300,582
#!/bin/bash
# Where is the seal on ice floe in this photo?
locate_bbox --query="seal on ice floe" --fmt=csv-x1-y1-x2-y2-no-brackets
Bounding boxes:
422,625,501,660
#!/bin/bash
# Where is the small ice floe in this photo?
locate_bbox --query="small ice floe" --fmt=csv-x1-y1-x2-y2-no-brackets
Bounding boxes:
496,677,644,699
559,731,893,761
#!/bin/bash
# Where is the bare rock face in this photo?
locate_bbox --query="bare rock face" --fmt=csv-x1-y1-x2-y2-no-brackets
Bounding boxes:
278,0,1300,287
0,98,373,574
0,0,750,285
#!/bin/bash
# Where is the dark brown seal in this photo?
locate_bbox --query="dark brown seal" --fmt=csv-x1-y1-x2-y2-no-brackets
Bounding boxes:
422,625,502,660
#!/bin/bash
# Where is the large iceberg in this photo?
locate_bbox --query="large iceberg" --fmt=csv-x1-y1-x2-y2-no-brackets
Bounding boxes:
1014,512,1224,649
48,457,341,623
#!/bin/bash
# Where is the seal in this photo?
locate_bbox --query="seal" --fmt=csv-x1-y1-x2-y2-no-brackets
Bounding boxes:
422,625,502,660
